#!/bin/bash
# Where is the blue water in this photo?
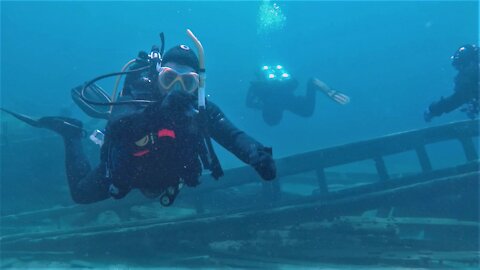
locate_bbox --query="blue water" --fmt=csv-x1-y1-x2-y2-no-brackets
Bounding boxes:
2,1,477,167
1,1,478,268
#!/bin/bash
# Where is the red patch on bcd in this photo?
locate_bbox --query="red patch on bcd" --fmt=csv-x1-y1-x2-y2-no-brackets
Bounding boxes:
157,129,175,138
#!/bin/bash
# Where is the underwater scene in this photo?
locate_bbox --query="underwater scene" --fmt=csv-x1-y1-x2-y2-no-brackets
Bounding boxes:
1,1,479,269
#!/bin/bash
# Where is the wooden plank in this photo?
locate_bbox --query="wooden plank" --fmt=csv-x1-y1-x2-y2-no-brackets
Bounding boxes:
459,137,478,161
416,145,432,172
276,120,478,177
373,156,389,181
322,161,479,202
194,120,479,193
315,168,329,196
2,171,477,251
2,160,478,230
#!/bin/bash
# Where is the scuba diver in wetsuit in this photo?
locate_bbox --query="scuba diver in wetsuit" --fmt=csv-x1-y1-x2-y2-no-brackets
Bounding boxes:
1,30,276,206
246,65,350,126
424,44,479,122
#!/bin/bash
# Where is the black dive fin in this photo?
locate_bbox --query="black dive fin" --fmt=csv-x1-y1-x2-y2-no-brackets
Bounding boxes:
0,108,42,128
1,108,84,138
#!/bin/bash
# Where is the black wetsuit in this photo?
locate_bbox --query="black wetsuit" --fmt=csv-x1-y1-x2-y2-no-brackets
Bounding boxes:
428,64,479,118
65,91,276,204
246,78,317,126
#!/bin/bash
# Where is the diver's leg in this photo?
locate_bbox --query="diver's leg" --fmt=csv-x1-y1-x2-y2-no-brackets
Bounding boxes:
262,106,283,126
0,111,110,203
286,81,316,117
63,136,110,204
40,117,110,204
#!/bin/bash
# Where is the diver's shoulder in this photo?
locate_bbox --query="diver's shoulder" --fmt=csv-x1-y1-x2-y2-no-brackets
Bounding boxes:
204,100,227,122
205,99,221,111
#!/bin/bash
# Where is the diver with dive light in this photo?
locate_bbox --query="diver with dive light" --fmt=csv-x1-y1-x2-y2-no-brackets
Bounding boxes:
424,44,479,122
246,65,350,126
1,30,276,206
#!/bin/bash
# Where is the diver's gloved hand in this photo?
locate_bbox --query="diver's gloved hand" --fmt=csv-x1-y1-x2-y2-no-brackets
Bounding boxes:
249,146,276,181
145,90,195,116
460,101,479,120
161,90,198,125
423,108,433,122
109,182,130,200
161,90,196,111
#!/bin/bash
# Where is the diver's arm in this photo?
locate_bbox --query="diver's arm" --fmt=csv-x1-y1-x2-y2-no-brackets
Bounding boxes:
206,101,276,180
207,101,264,161
428,92,468,117
427,76,476,118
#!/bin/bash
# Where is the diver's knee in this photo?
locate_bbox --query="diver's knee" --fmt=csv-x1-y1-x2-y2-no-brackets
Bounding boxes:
301,108,315,117
262,110,282,126
263,115,282,126
70,191,97,205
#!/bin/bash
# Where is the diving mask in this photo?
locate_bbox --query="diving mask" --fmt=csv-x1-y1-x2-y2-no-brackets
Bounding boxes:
157,66,200,93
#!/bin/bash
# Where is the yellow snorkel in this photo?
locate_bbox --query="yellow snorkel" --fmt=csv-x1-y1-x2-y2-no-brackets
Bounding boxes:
186,29,206,109
185,29,224,179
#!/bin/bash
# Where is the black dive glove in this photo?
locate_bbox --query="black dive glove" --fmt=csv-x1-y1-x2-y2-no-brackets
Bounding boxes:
424,99,443,122
161,90,195,110
249,146,276,181
423,108,434,122
109,183,130,200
